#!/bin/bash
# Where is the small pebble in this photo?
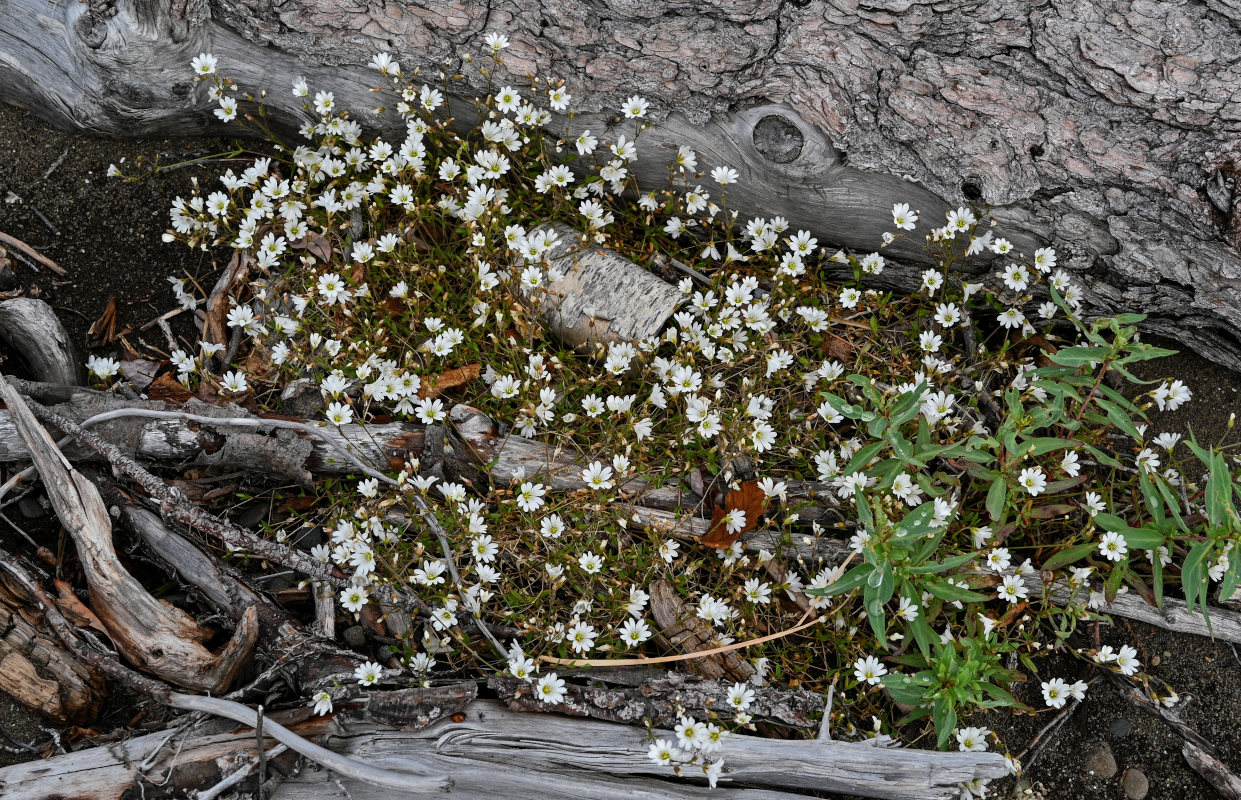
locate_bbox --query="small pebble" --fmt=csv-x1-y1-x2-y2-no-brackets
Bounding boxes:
1122,767,1150,800
343,625,367,648
1108,718,1133,738
1151,655,1161,666
1084,742,1118,778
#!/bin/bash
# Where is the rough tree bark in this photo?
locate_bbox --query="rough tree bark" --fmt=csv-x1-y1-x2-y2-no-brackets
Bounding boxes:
2,0,1240,367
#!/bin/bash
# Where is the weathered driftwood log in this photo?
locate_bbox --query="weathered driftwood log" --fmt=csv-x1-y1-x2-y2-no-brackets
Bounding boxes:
0,711,323,800
268,700,1009,800
0,298,80,386
0,375,259,693
0,561,107,724
0,385,425,480
4,0,1241,370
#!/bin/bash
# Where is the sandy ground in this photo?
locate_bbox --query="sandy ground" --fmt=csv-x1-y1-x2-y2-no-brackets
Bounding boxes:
0,101,1239,797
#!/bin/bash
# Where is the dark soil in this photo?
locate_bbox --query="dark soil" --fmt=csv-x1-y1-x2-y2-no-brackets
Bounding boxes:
1,101,1239,798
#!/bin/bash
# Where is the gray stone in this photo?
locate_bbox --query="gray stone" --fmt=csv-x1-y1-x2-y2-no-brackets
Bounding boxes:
343,625,367,648
1122,768,1150,800
1084,742,1117,779
1108,718,1133,738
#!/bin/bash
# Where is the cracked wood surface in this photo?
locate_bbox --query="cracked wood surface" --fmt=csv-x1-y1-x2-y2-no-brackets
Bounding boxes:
2,1,1241,366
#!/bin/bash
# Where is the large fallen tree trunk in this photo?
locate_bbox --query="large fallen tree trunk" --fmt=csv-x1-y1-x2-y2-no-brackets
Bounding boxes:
3,0,1241,368
0,699,1009,800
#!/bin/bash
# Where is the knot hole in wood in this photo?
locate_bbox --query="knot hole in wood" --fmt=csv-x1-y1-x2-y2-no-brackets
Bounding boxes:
752,114,805,164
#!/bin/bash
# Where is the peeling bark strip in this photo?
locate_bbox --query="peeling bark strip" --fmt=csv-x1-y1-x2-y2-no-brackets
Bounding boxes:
521,223,683,349
0,562,106,724
3,0,1241,367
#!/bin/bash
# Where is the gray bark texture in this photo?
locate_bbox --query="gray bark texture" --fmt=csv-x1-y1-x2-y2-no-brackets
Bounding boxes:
1,0,1240,366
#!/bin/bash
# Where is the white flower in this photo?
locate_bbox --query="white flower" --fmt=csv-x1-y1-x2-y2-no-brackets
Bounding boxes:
619,617,652,646
1098,531,1128,562
1154,432,1181,451
712,166,739,186
986,548,1012,573
1061,451,1081,477
998,575,1029,604
743,578,771,604
215,96,238,122
726,682,755,712
955,726,991,752
647,739,677,766
1018,466,1047,496
311,690,333,716
581,461,614,490
1033,247,1057,273
1153,379,1192,412
535,673,566,704
191,53,218,75
675,716,708,750
1084,491,1106,516
515,482,546,513
1115,644,1140,676
1041,678,1070,709
892,202,919,230
621,95,649,118
416,397,446,424
722,509,747,535
220,370,248,393
997,308,1026,329
577,550,604,574
853,655,887,685
86,355,121,380
324,402,353,426
934,302,961,327
340,585,367,612
566,621,597,654
659,539,681,564
354,660,382,686
484,32,510,50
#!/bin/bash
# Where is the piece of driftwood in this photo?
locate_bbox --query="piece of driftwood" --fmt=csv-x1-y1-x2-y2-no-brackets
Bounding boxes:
0,561,106,724
0,298,80,386
110,497,372,694
519,223,683,349
490,671,823,729
0,387,426,481
648,578,755,682
269,699,1007,800
0,711,325,800
0,373,259,692
1184,741,1241,800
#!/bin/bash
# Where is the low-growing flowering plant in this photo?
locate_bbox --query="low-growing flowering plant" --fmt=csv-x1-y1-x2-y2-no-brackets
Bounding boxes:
102,41,1241,794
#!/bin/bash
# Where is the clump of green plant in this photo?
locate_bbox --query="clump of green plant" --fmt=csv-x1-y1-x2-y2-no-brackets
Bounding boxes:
100,41,1240,794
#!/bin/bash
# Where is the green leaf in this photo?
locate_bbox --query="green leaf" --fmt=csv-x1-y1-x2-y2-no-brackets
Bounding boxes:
893,500,938,540
1095,513,1165,549
1018,437,1076,457
1042,541,1097,572
843,440,886,477
1181,543,1213,617
932,697,957,750
805,563,874,597
1048,345,1110,367
855,492,875,534
882,672,932,707
907,552,977,574
986,477,1007,522
925,580,990,604
1095,397,1143,441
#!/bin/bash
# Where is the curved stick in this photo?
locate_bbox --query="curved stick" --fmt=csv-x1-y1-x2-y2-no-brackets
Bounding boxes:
168,692,452,793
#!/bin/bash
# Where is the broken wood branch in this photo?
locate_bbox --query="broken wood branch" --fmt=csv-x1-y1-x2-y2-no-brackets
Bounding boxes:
0,374,258,692
0,231,67,276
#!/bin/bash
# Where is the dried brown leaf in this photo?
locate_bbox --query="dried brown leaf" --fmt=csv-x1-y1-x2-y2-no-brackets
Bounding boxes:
289,231,333,262
820,330,854,364
700,480,768,549
418,364,481,400
147,372,193,404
